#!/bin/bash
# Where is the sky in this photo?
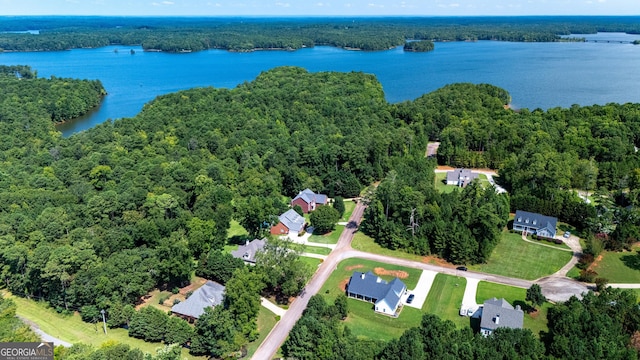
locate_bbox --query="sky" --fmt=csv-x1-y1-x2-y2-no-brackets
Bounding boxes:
0,0,636,16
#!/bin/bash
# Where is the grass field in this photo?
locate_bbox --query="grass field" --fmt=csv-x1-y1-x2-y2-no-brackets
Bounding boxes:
5,292,204,359
309,225,343,245
245,307,279,358
320,258,422,303
475,281,549,337
470,232,572,280
350,232,428,263
299,256,322,271
590,245,640,283
421,274,469,328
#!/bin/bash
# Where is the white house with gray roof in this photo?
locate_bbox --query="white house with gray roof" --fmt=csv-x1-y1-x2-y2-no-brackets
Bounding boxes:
513,210,558,239
231,238,266,264
346,271,406,316
479,298,524,337
171,281,225,322
446,168,480,187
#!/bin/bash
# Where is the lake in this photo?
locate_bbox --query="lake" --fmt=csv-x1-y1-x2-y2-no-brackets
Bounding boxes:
1,32,639,136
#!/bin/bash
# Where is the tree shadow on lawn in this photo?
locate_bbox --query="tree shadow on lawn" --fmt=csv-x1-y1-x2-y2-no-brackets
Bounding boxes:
620,253,640,271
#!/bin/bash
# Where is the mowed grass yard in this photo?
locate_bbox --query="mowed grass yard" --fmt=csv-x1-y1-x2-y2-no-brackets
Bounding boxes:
434,172,489,194
350,232,429,263
6,293,204,359
421,274,469,328
320,258,423,341
340,199,356,222
476,282,550,337
309,225,343,245
470,232,572,280
245,307,279,358
590,245,640,283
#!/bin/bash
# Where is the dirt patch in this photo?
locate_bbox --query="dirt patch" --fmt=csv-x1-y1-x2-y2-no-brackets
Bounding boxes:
588,254,604,272
422,255,454,268
529,309,540,318
345,264,364,271
339,278,350,291
436,165,455,171
374,267,409,279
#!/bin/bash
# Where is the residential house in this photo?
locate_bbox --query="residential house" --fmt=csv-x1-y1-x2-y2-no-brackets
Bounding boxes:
512,210,558,239
270,209,306,237
446,168,480,187
231,238,266,264
291,188,328,213
479,297,524,337
171,281,225,322
346,271,406,316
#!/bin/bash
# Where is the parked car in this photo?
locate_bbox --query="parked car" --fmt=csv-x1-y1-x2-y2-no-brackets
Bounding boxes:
407,294,415,304
456,266,468,271
563,231,571,238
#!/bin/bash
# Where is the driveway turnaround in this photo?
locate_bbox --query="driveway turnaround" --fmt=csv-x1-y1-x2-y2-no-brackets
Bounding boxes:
405,270,437,309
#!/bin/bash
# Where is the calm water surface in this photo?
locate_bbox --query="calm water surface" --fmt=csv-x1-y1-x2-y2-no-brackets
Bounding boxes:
0,32,639,136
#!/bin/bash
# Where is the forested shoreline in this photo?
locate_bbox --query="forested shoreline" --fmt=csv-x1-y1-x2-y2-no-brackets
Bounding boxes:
2,64,640,357
0,16,639,52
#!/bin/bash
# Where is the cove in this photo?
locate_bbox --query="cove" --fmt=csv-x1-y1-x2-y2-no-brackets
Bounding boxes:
0,32,639,136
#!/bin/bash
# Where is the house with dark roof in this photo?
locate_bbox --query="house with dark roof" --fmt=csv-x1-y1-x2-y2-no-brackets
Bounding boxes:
291,188,328,213
513,210,558,239
446,169,480,187
171,281,225,322
479,298,524,337
231,238,266,264
270,209,306,237
346,271,406,316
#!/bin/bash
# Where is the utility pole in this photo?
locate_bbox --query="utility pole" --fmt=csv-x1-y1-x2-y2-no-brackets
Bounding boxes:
100,309,107,335
407,208,419,238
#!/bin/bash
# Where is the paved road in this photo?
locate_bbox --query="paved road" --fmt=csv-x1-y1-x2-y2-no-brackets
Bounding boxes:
251,201,367,360
19,316,72,347
252,198,593,359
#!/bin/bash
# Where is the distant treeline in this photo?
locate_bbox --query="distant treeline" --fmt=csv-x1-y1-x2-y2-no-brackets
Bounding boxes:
0,16,639,52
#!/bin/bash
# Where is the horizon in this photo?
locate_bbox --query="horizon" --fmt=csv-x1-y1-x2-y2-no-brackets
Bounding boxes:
0,0,637,17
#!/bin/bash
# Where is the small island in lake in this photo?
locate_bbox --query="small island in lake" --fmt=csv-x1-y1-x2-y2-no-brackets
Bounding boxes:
404,40,435,52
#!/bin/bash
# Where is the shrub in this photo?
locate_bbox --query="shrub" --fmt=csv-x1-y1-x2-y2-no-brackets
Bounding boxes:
171,287,180,294
186,290,193,299
158,295,169,305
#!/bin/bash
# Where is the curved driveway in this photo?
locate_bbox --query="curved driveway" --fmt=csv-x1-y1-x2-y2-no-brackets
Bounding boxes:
251,200,591,360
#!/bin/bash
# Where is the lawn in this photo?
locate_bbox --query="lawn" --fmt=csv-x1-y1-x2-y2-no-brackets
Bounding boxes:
343,299,423,341
320,258,423,303
297,244,332,256
308,225,343,245
228,219,248,238
350,232,428,263
245,307,279,358
590,245,640,283
470,232,572,280
421,274,469,328
6,293,203,359
435,172,489,194
475,281,550,337
340,200,356,222
299,256,322,271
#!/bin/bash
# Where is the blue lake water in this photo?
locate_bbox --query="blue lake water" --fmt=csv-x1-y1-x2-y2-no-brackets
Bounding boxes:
1,32,639,136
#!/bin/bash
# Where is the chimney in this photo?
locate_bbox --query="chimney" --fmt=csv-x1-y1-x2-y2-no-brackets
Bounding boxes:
245,239,249,246
360,273,365,279
516,305,521,311
495,315,500,325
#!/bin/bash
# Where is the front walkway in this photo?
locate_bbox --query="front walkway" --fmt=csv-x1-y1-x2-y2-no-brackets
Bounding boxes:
260,297,287,317
405,270,437,309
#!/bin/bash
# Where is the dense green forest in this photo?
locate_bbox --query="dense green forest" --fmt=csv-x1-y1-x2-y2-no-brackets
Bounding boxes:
0,16,639,52
2,63,640,356
284,289,640,360
403,40,435,52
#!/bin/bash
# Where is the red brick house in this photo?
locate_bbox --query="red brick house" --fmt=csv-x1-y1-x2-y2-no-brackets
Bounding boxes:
291,188,328,213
